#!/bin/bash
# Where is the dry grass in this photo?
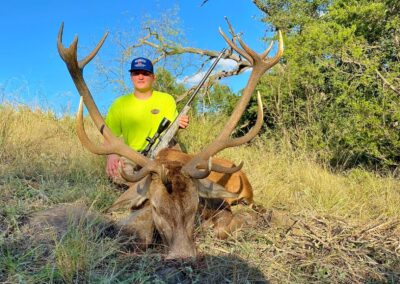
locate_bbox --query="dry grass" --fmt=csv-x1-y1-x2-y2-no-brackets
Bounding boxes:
180,114,400,220
1,105,399,283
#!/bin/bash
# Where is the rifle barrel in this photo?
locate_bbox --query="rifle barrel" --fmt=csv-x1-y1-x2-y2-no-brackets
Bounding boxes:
147,47,228,159
186,47,227,106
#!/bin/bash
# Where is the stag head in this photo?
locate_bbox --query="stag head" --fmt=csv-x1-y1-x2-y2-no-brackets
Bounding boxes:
57,21,283,259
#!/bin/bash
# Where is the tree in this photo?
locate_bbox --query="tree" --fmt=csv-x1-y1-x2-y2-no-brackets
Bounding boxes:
95,10,277,116
251,0,400,171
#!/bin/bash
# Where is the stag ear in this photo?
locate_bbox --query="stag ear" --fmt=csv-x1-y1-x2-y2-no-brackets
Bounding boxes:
196,179,239,199
106,176,151,213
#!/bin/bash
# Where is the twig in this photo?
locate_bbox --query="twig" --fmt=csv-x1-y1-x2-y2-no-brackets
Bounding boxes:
376,69,400,96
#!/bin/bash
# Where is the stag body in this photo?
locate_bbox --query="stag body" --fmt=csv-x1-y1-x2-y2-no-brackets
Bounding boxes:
109,147,252,258
57,21,283,259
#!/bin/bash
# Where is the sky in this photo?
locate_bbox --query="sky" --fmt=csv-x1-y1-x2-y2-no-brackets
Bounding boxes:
0,0,271,115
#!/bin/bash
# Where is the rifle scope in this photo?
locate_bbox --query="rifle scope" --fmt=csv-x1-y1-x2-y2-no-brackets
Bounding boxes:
141,117,171,156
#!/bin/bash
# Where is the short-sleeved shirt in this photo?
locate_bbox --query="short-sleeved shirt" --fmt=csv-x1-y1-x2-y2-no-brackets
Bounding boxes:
105,91,177,151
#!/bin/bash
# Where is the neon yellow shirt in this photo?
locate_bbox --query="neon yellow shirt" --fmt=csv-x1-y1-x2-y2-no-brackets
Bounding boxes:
105,91,177,151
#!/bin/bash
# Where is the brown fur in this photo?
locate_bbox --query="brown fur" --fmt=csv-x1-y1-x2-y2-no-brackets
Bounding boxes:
104,149,255,258
146,162,199,259
25,151,254,259
157,148,254,206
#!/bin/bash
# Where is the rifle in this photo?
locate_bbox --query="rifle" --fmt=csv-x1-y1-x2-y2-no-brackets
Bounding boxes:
141,117,171,156
144,47,227,159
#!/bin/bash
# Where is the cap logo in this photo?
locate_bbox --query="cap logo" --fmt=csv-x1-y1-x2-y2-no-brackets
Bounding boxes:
134,59,146,67
151,109,160,114
129,57,153,73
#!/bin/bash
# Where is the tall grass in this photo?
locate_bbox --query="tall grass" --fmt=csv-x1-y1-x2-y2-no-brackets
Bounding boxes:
1,105,399,283
179,114,400,221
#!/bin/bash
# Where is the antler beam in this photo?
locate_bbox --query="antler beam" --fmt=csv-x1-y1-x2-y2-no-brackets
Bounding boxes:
57,23,162,180
182,24,284,178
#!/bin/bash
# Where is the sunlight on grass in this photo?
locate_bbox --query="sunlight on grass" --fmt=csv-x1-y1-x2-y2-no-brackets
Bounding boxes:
1,105,399,283
180,114,400,222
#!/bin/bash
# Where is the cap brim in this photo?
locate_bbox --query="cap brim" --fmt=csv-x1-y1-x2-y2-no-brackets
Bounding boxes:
129,68,153,73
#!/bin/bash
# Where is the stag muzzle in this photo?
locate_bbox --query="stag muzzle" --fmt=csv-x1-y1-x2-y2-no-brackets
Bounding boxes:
165,231,197,260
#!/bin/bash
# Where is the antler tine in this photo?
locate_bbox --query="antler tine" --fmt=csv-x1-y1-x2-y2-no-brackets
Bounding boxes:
261,40,274,60
120,163,167,183
57,23,105,130
182,90,263,178
223,91,264,147
263,30,284,69
211,161,244,173
57,22,109,70
222,17,259,65
77,98,157,171
79,32,108,69
57,23,78,68
120,165,156,183
181,158,211,179
59,23,161,175
196,91,263,152
189,158,244,179
224,16,235,36
236,36,260,63
201,160,244,177
219,27,253,64
188,158,245,179
183,23,283,179
76,97,110,155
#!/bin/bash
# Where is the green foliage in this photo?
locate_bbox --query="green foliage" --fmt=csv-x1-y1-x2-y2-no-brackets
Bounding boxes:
247,0,400,172
254,0,331,31
195,82,238,114
154,67,186,98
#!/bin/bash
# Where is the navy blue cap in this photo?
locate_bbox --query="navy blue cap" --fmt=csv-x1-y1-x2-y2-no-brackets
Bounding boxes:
129,57,154,73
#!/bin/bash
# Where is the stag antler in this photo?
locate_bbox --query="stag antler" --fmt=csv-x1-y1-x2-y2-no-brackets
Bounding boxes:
182,23,284,178
57,23,163,181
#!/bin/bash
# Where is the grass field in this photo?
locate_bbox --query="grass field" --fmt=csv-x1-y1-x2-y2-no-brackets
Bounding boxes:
1,105,399,283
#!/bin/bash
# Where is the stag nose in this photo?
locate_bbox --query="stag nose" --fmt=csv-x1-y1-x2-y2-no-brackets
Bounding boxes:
165,233,197,260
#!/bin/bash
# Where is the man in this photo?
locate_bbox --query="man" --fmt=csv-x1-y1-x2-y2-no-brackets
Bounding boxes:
105,57,189,180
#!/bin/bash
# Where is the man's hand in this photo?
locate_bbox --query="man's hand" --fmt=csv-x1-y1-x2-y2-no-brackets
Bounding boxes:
106,154,122,177
178,115,189,129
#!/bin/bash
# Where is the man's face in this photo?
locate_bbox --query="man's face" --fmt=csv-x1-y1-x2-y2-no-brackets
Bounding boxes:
130,70,155,93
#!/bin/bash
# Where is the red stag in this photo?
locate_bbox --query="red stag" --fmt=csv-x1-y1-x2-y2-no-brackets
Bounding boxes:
57,22,283,259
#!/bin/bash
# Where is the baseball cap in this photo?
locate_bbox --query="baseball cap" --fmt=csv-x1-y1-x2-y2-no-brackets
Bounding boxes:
129,57,154,73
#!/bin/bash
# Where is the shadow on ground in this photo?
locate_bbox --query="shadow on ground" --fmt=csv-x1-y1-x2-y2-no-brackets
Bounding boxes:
149,254,268,283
